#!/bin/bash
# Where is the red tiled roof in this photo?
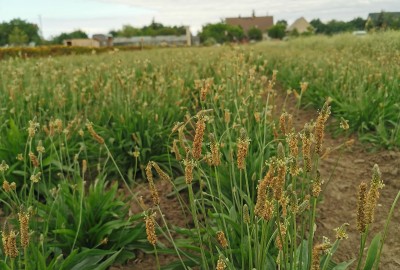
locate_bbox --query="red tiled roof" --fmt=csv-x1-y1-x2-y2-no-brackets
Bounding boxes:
226,16,274,32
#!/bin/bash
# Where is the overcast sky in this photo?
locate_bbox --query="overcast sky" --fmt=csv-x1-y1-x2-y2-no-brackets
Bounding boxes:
1,0,399,38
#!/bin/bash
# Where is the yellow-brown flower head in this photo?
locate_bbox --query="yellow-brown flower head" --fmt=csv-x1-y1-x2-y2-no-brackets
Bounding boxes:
86,121,105,145
279,112,287,136
255,164,274,218
29,152,39,168
243,204,250,224
334,223,349,240
357,181,368,233
0,160,9,173
312,170,322,197
145,214,157,246
145,162,159,206
275,222,287,251
2,230,19,258
184,157,195,184
314,101,331,155
192,115,206,160
224,110,231,124
209,133,221,166
151,161,171,182
311,243,330,270
27,120,39,138
237,128,250,170
172,139,181,161
301,123,313,172
216,231,228,248
365,164,384,225
216,256,226,270
18,210,30,248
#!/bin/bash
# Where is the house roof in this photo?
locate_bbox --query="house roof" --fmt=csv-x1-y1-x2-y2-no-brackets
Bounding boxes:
368,12,400,21
225,16,274,32
287,17,312,33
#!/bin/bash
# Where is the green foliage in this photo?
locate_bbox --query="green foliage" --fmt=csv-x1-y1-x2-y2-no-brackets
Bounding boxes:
50,30,88,45
247,27,263,41
0,18,41,46
8,27,29,45
310,17,367,34
111,20,186,37
199,23,245,43
268,24,286,39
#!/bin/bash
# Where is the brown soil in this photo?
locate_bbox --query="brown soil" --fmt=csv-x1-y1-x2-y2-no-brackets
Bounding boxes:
113,89,400,270
274,89,400,270
111,180,191,270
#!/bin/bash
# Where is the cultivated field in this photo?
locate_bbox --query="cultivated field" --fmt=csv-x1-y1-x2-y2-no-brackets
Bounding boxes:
0,32,399,270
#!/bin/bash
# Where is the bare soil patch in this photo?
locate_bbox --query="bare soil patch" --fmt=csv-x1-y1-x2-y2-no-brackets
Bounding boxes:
274,89,400,270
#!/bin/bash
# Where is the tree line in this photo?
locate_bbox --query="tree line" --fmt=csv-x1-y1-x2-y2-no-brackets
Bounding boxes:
0,11,399,46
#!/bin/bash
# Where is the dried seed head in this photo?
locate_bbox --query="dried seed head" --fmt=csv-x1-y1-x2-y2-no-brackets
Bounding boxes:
312,171,322,197
145,214,157,246
86,121,105,144
2,230,19,258
145,162,159,206
192,115,206,159
224,110,231,124
216,256,226,270
365,164,384,225
27,120,39,138
301,123,313,172
29,152,39,168
273,160,286,201
314,101,331,155
209,134,221,166
255,165,274,218
216,231,228,248
36,140,45,154
237,128,250,170
184,157,195,185
357,181,368,233
279,113,287,136
172,139,181,161
0,161,9,172
30,172,41,183
311,243,330,270
334,223,349,240
82,160,87,176
275,222,287,251
254,112,261,123
300,82,309,94
340,117,349,130
151,161,171,182
243,204,250,224
18,210,30,248
3,180,11,192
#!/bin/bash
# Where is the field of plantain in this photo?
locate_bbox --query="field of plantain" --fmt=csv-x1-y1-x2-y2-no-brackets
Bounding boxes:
0,35,398,269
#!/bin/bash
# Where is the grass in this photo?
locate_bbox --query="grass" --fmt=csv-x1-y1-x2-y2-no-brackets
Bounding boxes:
0,33,398,269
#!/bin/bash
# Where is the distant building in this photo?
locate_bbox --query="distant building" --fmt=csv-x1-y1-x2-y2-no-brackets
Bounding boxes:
92,34,113,47
287,17,313,34
226,15,274,32
63,39,100,47
367,12,400,22
113,26,193,47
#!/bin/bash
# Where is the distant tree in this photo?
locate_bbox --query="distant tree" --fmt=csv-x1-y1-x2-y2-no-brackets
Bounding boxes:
349,17,367,30
267,24,286,39
8,27,29,45
0,18,40,46
199,23,244,43
247,27,262,41
310,19,326,34
113,21,186,37
276,20,288,27
51,30,88,44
